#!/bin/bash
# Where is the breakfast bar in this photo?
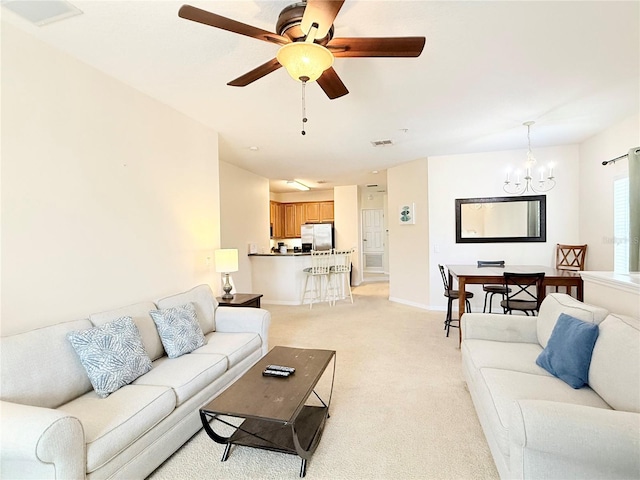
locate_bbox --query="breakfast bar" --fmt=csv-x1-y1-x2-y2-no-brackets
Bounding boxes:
250,253,312,305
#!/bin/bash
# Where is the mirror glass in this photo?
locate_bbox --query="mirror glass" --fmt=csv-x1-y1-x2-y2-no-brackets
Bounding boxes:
455,195,546,243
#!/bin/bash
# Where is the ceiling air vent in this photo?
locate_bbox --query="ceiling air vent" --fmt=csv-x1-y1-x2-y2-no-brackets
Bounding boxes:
370,140,393,147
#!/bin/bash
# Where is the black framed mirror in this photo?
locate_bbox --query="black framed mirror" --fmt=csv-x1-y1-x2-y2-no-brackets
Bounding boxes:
455,195,546,243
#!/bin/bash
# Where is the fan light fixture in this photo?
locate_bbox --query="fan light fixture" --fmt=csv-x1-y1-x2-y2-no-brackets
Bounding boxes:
287,180,310,191
276,22,334,83
503,121,556,195
277,42,334,83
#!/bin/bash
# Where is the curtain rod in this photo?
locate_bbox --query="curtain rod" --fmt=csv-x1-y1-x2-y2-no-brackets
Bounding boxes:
602,147,640,166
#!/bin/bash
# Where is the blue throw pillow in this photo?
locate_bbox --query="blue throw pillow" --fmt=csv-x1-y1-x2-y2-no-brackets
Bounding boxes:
536,313,599,389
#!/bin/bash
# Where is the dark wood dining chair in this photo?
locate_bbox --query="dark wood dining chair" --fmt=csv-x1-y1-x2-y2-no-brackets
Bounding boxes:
500,272,546,316
556,244,587,271
477,260,511,313
438,264,473,337
555,244,587,295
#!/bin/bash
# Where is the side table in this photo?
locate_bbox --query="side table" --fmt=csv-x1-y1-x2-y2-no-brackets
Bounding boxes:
216,293,263,308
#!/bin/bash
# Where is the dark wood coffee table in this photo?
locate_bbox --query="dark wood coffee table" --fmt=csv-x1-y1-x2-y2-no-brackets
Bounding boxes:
199,346,336,477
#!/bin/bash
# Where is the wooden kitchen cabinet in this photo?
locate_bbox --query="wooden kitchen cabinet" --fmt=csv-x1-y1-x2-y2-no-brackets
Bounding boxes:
295,203,305,237
270,201,284,238
320,201,334,221
284,203,297,238
271,200,333,238
304,202,320,222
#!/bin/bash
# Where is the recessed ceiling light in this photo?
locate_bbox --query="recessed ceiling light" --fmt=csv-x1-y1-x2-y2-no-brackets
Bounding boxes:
371,140,393,147
317,180,327,184
371,170,379,174
248,146,259,151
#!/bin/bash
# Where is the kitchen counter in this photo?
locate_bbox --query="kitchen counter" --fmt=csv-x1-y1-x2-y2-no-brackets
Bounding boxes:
249,254,313,305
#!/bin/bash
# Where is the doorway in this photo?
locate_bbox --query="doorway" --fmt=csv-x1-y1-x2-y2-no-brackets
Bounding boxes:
362,209,388,282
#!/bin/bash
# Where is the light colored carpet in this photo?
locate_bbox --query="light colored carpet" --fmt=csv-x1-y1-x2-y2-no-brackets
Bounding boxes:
147,283,498,479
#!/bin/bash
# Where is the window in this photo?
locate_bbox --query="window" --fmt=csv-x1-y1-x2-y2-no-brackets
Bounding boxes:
613,177,629,272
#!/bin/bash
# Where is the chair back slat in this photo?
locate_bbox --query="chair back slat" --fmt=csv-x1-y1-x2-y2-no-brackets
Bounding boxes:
332,249,354,273
556,244,587,271
310,249,333,274
503,272,546,312
438,264,450,291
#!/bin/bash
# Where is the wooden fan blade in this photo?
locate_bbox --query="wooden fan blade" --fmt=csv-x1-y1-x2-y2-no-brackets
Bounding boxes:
317,67,349,99
227,58,282,87
328,37,426,57
179,5,290,46
301,0,345,39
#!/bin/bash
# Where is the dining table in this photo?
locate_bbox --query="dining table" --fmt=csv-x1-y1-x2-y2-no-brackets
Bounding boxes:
446,264,583,345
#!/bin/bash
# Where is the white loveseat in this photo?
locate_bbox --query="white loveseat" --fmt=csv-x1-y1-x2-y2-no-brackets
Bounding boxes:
0,285,270,479
461,293,640,479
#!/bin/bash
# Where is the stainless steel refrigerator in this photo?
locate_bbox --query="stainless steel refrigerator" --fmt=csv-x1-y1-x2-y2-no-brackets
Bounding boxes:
301,223,334,251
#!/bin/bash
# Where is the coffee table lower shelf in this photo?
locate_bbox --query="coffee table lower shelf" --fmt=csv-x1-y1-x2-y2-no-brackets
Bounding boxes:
201,405,328,477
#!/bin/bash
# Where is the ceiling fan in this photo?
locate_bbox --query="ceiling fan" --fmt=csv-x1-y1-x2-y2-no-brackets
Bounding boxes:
178,1,426,99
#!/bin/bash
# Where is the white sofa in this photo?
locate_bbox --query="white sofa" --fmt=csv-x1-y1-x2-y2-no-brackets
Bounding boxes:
462,293,640,479
0,285,270,480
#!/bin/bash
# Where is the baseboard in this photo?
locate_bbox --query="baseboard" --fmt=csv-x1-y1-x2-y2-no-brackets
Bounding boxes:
388,297,430,310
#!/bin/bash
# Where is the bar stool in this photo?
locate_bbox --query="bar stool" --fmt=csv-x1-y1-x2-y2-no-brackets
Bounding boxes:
438,264,473,337
328,248,354,306
301,250,333,309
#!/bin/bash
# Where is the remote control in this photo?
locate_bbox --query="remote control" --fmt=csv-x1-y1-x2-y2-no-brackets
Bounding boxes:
262,369,290,377
266,364,295,374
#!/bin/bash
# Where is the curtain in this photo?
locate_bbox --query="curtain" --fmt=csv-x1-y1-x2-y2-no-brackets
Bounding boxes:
629,147,640,272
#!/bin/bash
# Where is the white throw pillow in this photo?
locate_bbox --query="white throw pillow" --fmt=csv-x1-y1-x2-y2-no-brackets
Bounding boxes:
149,303,206,358
67,317,152,398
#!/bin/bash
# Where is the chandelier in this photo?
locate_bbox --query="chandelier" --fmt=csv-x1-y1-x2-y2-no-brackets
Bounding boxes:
503,121,556,195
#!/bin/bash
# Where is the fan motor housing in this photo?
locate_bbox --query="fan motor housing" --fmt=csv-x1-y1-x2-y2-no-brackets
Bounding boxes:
276,2,334,44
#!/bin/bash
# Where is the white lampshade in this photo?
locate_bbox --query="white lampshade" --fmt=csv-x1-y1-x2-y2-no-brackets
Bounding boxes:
276,42,334,83
214,249,238,273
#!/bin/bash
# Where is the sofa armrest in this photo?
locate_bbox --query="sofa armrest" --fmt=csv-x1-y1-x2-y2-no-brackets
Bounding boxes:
461,313,538,343
0,401,85,479
215,307,271,355
510,400,640,479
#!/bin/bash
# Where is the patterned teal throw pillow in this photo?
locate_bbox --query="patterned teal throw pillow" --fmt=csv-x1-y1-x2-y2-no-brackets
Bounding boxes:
67,317,152,398
149,303,206,358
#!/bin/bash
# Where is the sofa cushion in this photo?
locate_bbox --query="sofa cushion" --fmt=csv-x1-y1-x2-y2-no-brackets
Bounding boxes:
90,301,165,361
133,353,227,406
589,314,640,413
537,293,608,348
67,317,153,398
462,339,550,377
536,313,600,389
193,332,262,369
57,384,175,474
149,303,206,358
156,284,217,334
476,368,611,458
0,319,94,408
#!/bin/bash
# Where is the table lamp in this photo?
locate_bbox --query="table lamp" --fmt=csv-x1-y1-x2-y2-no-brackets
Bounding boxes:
214,249,238,299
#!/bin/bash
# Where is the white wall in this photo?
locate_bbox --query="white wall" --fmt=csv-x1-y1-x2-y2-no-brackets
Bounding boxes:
1,23,221,335
387,158,430,308
333,185,361,285
219,162,270,293
428,145,580,312
579,113,640,271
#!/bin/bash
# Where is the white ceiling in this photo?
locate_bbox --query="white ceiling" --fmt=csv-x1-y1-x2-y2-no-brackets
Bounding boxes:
3,1,639,192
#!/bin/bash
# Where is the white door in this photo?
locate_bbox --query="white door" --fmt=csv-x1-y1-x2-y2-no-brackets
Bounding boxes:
362,209,385,272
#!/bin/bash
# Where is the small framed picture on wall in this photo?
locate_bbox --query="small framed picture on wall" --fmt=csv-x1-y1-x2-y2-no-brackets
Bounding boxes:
399,203,415,224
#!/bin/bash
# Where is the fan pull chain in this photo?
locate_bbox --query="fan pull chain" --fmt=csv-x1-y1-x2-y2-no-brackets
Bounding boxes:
300,76,309,136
